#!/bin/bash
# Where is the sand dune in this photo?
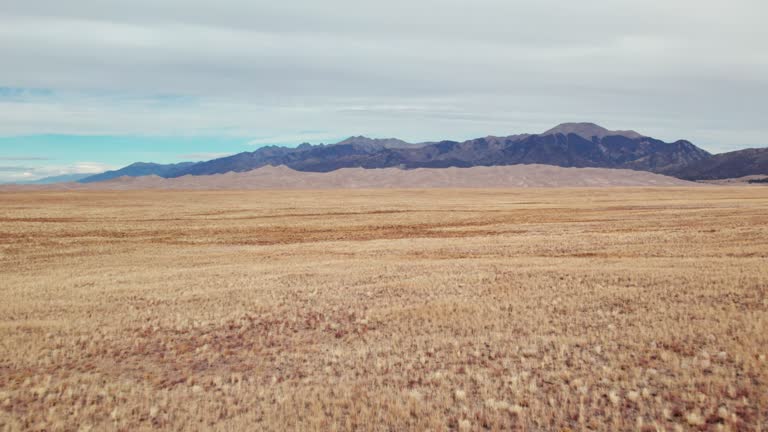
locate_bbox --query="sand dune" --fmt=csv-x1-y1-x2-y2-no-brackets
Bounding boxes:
1,165,700,191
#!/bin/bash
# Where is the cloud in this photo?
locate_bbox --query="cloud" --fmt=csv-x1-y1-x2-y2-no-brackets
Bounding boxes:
0,0,766,152
70,162,113,173
0,161,114,183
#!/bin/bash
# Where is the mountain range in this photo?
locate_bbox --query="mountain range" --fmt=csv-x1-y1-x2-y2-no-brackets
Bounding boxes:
63,123,766,184
21,173,94,184
667,147,768,180
78,162,197,183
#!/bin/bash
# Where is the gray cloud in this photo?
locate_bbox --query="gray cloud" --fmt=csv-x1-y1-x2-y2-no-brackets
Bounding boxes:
0,0,766,152
0,166,32,172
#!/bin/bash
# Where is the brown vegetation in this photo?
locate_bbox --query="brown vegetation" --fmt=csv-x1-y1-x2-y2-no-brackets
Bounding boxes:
1,188,766,431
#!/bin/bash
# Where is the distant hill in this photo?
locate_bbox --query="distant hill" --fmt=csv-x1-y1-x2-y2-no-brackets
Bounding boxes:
26,173,94,184
664,148,768,180
73,123,766,183
542,122,644,139
334,136,428,149
79,162,196,183
166,123,711,177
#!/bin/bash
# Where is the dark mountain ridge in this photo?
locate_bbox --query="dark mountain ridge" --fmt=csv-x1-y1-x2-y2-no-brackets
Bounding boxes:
72,123,766,183
166,123,710,177
664,147,768,180
542,122,644,139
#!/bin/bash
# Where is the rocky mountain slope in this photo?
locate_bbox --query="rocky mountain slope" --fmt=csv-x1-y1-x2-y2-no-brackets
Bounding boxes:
37,123,763,185
663,147,768,180
166,123,711,177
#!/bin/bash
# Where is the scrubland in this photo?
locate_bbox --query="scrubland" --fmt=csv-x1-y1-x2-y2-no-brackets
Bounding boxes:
0,188,766,431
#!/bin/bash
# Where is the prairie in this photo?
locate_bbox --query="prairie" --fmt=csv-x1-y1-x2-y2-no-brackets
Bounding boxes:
0,188,766,431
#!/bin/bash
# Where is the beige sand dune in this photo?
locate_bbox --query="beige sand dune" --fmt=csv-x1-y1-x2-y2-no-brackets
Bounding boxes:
1,165,700,191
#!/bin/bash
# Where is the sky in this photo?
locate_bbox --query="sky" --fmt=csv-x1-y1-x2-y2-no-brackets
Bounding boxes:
1,0,767,182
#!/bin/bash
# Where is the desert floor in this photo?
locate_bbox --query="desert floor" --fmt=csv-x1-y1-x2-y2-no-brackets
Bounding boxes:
1,188,766,431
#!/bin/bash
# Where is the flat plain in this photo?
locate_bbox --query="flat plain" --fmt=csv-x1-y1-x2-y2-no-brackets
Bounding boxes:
0,188,766,431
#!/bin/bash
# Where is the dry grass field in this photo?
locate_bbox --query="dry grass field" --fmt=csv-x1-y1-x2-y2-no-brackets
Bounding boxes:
1,188,767,431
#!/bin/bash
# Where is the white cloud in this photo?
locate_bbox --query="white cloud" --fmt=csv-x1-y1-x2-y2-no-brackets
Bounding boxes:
0,161,115,183
0,0,765,152
70,162,113,173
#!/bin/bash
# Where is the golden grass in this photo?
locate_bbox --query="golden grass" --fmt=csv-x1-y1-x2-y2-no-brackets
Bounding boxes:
0,188,766,431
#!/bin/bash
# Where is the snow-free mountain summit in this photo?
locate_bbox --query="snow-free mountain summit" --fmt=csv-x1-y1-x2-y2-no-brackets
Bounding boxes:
72,123,767,183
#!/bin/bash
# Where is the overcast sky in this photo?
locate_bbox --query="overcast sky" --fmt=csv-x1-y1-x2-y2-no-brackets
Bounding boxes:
1,0,766,181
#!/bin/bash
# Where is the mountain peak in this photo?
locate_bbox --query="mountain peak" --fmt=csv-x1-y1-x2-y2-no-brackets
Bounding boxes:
337,136,374,145
543,122,644,140
335,136,416,149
